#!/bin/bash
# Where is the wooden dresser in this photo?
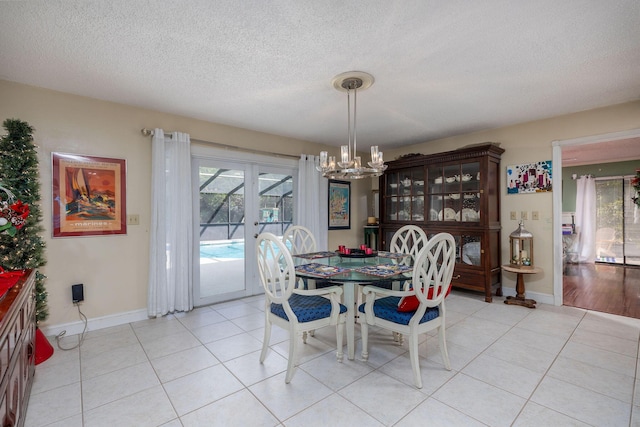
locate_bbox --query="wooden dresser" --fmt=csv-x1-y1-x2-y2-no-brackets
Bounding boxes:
0,269,36,427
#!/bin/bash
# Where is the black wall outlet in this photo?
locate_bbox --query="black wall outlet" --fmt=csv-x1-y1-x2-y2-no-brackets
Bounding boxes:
71,283,84,303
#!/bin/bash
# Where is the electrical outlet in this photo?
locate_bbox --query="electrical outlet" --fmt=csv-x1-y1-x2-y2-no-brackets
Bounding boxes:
71,283,84,303
532,211,539,220
521,211,528,220
510,211,516,220
127,214,140,225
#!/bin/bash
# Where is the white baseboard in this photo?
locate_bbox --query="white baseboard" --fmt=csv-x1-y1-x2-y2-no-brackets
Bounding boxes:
40,308,149,338
501,286,556,306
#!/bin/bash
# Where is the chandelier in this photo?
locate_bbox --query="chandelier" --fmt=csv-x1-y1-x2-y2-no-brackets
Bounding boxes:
317,71,387,179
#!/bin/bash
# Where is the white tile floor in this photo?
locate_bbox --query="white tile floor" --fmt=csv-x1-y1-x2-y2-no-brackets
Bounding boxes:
26,291,640,427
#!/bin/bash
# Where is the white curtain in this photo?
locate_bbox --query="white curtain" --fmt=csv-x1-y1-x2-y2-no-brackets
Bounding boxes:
575,175,597,263
297,155,328,250
148,128,193,316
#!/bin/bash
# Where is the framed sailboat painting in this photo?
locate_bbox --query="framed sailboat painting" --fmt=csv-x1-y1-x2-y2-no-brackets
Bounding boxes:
52,153,127,237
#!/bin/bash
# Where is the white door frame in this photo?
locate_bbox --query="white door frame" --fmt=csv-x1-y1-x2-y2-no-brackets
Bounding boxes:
191,145,297,306
551,128,640,306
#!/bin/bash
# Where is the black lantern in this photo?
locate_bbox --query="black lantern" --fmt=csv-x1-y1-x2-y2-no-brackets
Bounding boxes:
509,221,533,268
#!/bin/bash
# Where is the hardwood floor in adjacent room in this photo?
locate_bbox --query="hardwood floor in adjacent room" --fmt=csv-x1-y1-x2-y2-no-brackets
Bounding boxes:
563,262,640,319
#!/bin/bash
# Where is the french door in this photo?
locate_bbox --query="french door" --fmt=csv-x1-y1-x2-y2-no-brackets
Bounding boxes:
595,176,640,266
192,148,296,306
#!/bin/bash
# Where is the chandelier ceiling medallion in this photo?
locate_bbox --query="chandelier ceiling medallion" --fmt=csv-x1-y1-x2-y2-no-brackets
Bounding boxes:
317,71,386,179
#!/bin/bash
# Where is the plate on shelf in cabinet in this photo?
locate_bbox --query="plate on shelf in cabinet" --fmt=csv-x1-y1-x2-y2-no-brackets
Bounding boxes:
430,209,439,220
462,208,478,221
449,193,460,199
463,193,476,199
389,183,397,188
434,177,443,184
443,208,457,221
414,180,424,186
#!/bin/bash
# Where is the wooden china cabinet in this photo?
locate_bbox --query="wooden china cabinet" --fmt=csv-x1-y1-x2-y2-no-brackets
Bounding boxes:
378,143,505,302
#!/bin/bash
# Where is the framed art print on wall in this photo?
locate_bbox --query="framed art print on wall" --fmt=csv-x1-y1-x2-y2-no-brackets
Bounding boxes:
507,160,553,194
328,179,350,230
52,152,127,237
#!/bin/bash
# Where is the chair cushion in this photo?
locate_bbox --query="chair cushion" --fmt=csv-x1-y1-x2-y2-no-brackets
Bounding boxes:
271,293,347,323
397,284,452,312
359,296,439,325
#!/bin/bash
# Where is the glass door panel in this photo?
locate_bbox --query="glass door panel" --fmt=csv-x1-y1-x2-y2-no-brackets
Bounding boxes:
461,162,481,222
258,171,293,239
595,176,640,265
624,176,640,265
198,166,247,300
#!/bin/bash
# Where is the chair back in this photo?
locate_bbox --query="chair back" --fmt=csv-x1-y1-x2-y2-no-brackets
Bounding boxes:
390,225,427,266
256,232,297,304
283,225,317,255
412,232,456,306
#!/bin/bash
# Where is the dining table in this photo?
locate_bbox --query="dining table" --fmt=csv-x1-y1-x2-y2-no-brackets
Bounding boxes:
293,250,412,360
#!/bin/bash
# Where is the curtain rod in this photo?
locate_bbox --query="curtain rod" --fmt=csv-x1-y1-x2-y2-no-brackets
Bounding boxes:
140,128,300,160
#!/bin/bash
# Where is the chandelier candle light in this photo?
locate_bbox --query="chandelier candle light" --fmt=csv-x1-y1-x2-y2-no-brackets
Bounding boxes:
317,71,387,179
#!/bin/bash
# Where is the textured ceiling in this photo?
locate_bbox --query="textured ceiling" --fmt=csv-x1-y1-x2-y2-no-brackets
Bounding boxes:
1,1,639,157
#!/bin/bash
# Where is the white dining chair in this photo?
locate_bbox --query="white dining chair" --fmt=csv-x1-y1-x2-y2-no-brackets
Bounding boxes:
282,225,323,339
389,224,428,268
358,232,456,389
282,225,317,256
386,225,428,343
256,232,346,383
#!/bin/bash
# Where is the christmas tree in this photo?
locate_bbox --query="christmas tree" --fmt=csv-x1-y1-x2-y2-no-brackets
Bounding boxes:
0,119,48,324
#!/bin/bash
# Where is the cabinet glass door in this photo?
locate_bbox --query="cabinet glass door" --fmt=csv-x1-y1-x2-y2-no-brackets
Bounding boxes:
385,167,425,222
459,235,482,266
427,232,482,266
460,162,481,223
428,162,480,223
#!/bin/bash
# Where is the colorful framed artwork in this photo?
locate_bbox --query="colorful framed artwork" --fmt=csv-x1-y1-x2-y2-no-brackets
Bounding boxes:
328,179,350,230
507,160,553,194
52,152,127,237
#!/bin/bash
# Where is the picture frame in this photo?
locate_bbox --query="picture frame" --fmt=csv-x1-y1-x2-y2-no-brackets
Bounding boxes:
328,179,350,230
507,160,553,194
52,152,127,237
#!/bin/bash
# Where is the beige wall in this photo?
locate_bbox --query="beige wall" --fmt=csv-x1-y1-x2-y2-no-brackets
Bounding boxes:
1,78,639,331
0,80,344,330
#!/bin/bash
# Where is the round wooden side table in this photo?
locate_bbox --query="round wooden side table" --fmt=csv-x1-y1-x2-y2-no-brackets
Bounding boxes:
501,265,542,308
